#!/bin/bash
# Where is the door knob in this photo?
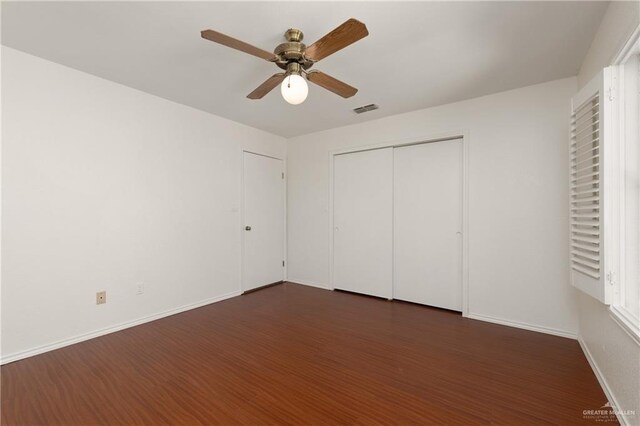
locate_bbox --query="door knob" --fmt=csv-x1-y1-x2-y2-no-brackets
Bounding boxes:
245,226,252,231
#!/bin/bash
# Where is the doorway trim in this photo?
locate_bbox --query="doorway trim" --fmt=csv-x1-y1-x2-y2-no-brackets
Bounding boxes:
327,130,470,317
240,149,287,293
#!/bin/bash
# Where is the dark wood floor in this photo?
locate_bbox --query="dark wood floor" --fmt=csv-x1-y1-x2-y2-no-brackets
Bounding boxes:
2,282,610,425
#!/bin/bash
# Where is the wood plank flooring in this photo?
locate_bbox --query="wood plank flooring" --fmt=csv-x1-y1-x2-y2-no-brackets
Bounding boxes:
1,282,611,425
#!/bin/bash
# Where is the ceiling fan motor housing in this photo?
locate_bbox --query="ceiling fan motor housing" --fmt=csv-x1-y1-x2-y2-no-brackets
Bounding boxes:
275,28,314,71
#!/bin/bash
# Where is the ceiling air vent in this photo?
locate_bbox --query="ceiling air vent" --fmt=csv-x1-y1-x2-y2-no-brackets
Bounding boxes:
353,104,379,114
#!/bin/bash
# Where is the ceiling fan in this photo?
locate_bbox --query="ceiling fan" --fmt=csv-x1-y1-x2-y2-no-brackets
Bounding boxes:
201,19,369,105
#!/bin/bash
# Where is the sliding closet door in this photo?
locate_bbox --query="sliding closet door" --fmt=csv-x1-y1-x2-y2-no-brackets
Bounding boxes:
333,148,393,299
393,140,463,311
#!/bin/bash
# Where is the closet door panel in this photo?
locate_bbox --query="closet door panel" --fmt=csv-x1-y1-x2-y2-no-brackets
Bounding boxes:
333,148,393,299
393,140,463,311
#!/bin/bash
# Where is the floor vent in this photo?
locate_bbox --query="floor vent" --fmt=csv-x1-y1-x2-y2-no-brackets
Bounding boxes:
353,104,379,114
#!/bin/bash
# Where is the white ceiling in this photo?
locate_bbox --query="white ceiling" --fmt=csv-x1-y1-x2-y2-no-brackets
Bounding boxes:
2,1,607,138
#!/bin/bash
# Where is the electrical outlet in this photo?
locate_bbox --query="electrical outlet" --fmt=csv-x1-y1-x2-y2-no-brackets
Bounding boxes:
96,291,106,305
136,282,144,295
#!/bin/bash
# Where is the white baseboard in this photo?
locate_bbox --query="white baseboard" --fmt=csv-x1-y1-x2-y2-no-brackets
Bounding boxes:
467,312,577,339
0,290,242,365
286,279,330,290
578,336,628,426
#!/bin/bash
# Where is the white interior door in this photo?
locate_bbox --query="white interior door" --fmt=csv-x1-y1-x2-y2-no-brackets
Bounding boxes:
393,140,463,311
243,152,284,291
333,148,393,299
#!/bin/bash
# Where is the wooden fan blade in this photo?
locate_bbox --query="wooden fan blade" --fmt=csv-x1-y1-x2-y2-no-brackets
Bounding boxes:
306,70,357,98
247,73,286,99
201,29,277,61
304,18,369,62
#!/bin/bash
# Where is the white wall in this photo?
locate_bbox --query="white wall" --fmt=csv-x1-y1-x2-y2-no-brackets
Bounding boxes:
287,77,580,337
1,47,286,362
575,2,640,423
578,1,640,88
578,293,640,423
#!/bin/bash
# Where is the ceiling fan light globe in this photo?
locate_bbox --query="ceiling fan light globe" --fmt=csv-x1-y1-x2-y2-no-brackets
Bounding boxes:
281,74,308,105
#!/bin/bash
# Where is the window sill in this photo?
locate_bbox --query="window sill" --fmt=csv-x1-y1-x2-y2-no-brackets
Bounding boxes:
609,306,640,346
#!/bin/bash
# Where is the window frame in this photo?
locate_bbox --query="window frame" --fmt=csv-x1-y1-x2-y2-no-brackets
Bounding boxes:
609,26,640,342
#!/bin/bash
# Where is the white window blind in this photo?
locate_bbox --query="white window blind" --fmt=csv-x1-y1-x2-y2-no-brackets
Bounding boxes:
569,68,616,304
570,94,601,279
